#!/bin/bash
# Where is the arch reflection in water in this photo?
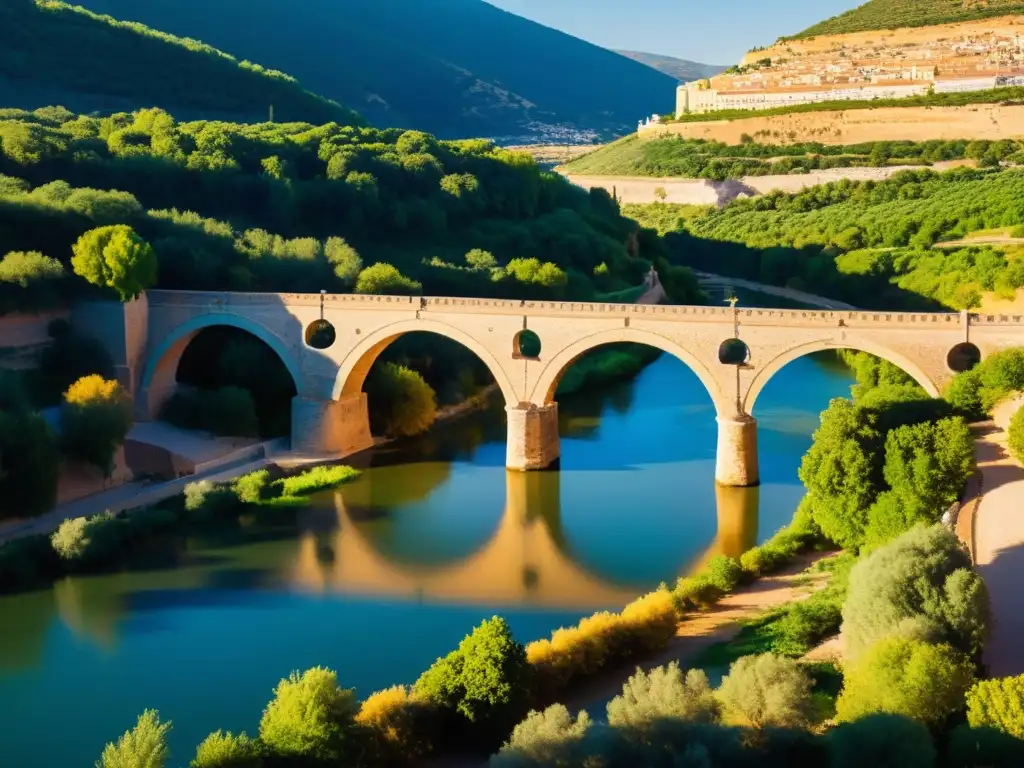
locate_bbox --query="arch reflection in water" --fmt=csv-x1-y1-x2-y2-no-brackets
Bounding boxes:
289,469,758,609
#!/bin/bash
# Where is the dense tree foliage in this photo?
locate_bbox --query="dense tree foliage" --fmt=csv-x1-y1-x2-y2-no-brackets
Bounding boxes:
71,225,156,301
0,407,60,520
0,0,360,124
564,134,1015,180
96,709,171,768
190,730,261,768
945,348,1024,417
366,362,438,438
827,714,937,768
630,168,1024,311
59,374,133,476
0,249,66,312
841,524,989,660
790,0,1024,39
967,675,1024,739
258,667,358,763
835,637,975,726
0,108,684,306
606,663,720,729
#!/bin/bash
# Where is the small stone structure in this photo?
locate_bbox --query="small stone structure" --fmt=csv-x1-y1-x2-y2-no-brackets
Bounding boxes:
95,291,1024,488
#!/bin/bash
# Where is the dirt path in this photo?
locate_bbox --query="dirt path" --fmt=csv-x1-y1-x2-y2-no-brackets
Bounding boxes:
559,552,831,717
935,236,1024,249
969,422,1024,677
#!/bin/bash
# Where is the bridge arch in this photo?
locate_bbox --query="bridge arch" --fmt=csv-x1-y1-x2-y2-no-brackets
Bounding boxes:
139,313,304,418
743,339,942,414
331,318,518,407
530,327,732,416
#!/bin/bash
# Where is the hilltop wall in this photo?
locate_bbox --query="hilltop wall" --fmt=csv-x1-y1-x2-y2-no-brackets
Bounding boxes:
642,102,1024,145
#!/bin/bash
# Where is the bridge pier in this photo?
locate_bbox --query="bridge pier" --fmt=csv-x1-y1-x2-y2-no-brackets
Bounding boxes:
506,403,560,471
291,394,373,457
715,414,759,487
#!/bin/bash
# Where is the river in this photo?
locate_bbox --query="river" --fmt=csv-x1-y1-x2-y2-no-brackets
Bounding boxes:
0,330,855,766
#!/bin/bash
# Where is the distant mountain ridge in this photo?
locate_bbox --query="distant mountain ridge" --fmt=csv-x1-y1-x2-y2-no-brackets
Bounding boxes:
789,0,1024,39
79,0,677,141
614,51,727,83
0,0,361,124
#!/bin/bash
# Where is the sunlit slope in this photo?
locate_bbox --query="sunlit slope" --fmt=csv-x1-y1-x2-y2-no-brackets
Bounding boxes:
0,0,363,124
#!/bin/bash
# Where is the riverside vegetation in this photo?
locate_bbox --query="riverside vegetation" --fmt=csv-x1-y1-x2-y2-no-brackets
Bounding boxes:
6,347,1020,766
0,104,703,520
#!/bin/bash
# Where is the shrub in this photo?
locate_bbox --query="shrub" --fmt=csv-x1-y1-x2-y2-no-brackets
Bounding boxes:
827,714,937,768
72,224,157,301
190,731,261,768
182,480,244,521
716,653,814,731
0,250,65,312
768,598,843,658
354,263,422,295
232,470,271,504
835,637,974,727
258,667,358,763
367,362,437,437
841,524,989,659
414,616,530,732
526,590,678,697
355,685,434,763
606,663,720,728
60,374,133,476
966,675,1024,738
1009,406,1024,464
0,534,58,592
97,709,171,768
37,332,116,407
739,524,813,577
705,555,743,592
0,409,60,520
491,705,592,767
276,465,360,498
945,724,1024,768
672,573,723,610
51,511,123,568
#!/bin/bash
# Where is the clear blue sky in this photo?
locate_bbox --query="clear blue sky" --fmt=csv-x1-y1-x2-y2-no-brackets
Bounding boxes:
485,0,860,64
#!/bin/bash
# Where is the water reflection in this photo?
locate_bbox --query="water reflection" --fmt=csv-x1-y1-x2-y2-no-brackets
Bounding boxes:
289,468,759,609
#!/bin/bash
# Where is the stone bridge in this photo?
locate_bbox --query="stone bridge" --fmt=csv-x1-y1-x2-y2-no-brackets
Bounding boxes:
115,290,1024,487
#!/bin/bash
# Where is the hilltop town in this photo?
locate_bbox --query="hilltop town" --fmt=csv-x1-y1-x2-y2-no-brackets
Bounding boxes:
678,15,1024,114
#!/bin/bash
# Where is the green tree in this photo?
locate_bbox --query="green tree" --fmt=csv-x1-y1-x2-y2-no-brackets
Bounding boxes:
827,714,937,768
491,705,592,767
190,731,261,768
258,667,358,763
841,524,990,659
1008,407,1024,464
71,225,157,301
606,663,720,729
96,710,171,768
414,616,530,729
367,362,437,438
0,410,60,520
354,263,422,295
835,637,974,727
465,248,498,271
716,653,814,731
798,398,881,548
966,675,1024,739
60,375,133,476
325,237,362,287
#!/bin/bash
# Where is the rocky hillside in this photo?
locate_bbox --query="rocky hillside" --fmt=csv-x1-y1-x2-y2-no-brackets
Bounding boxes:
0,0,361,125
789,0,1024,38
614,51,726,83
78,0,677,142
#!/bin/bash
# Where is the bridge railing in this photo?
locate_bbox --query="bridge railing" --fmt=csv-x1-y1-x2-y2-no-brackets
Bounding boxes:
144,290,1024,327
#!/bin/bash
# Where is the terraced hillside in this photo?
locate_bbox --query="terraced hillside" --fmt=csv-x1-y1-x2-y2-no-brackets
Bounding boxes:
790,0,1024,39
0,0,361,124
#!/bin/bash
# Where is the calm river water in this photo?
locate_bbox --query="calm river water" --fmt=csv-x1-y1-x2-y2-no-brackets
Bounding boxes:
0,345,854,767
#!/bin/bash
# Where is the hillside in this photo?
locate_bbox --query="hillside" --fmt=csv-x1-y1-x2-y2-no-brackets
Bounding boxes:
0,0,361,125
614,51,726,83
790,0,1024,38
76,0,676,142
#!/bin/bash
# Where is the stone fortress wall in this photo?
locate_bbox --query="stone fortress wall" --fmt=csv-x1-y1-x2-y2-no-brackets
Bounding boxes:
676,15,1024,117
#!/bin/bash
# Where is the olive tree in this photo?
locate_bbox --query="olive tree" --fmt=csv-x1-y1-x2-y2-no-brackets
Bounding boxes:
71,224,157,301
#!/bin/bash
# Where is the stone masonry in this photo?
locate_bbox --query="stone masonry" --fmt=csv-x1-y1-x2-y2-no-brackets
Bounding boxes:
126,291,1024,487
